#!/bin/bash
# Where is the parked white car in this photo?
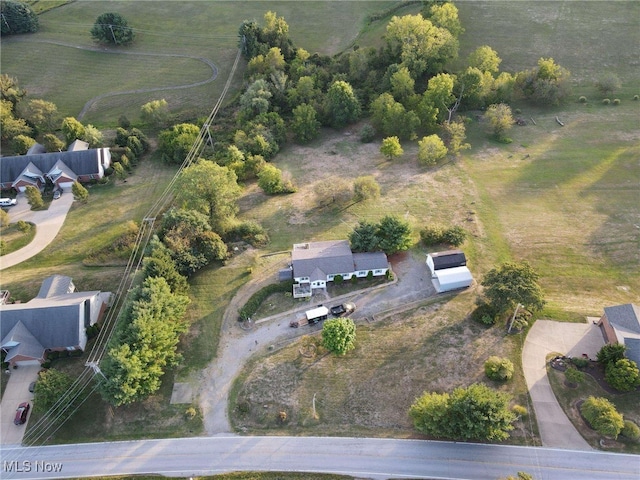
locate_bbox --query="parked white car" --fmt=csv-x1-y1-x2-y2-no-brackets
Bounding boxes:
0,198,17,207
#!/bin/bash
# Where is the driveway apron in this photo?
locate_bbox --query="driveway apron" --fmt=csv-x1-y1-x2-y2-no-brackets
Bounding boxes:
522,319,604,450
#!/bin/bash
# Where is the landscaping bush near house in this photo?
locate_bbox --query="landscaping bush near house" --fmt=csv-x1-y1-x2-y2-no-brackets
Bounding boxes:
605,358,640,392
484,356,514,381
597,343,626,367
239,281,294,321
471,302,497,326
564,366,585,386
580,396,624,438
621,420,640,441
570,356,590,369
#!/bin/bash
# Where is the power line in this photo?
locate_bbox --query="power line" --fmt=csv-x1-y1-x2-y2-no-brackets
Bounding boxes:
8,48,242,463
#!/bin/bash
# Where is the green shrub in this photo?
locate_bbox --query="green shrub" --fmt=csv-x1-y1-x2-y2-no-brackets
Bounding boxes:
565,366,585,385
605,358,640,392
484,356,515,381
366,270,373,280
580,396,624,438
612,98,621,105
621,420,640,441
602,98,611,105
578,95,587,103
351,274,358,284
471,302,497,325
597,343,626,367
420,225,444,246
571,356,590,369
225,220,269,247
359,124,376,143
512,404,528,418
0,239,6,255
633,95,639,101
441,225,467,247
17,220,31,232
334,274,344,285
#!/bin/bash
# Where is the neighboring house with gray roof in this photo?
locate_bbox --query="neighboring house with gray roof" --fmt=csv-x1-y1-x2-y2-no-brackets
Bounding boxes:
0,142,111,192
290,240,389,298
0,275,111,366
598,303,640,368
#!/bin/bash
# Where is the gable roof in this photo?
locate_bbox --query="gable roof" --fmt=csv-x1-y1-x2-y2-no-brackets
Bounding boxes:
430,249,467,270
292,240,355,278
353,251,388,271
1,321,45,363
604,304,640,334
37,275,75,298
0,148,109,186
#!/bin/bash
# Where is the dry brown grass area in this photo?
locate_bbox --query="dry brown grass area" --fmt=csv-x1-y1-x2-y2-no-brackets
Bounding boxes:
232,294,535,443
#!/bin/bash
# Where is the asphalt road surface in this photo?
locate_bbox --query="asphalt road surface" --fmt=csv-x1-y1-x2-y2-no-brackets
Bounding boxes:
1,436,638,480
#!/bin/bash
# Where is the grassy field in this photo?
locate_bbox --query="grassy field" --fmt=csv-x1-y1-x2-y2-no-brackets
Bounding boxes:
2,1,396,125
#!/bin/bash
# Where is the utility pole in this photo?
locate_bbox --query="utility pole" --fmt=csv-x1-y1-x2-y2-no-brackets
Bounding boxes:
507,303,522,334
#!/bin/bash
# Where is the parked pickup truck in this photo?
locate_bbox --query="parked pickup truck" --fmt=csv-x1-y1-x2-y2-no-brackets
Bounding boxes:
330,302,356,317
290,305,329,328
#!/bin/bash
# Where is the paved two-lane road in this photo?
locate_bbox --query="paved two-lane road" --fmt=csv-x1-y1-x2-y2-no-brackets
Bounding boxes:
1,436,638,480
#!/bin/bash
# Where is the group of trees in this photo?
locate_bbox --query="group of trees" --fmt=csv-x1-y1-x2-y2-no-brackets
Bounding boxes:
99,261,190,406
410,383,516,441
349,215,412,255
596,344,640,393
0,0,39,36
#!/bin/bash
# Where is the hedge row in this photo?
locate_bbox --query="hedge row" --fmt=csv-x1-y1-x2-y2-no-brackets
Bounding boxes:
239,280,294,321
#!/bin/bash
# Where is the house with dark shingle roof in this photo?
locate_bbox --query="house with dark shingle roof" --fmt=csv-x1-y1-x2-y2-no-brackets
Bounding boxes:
290,240,389,298
0,142,111,192
598,303,640,368
0,275,111,366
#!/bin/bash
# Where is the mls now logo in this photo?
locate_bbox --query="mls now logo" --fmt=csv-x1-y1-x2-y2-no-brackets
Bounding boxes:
3,461,63,473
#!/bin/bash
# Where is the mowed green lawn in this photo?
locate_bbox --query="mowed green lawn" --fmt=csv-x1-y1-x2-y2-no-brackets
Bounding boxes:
1,1,396,125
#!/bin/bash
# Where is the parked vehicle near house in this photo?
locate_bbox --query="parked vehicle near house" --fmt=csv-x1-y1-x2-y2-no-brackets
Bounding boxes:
330,303,356,317
0,198,17,207
14,402,30,425
290,305,330,328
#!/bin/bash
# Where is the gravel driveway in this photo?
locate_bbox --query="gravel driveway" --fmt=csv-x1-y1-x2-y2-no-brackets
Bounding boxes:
198,249,437,434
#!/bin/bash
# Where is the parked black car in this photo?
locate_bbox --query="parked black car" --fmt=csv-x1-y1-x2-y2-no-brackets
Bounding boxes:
330,303,356,317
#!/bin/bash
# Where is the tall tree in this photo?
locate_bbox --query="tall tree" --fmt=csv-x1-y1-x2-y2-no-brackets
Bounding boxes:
19,99,59,134
516,57,571,106
380,136,403,160
349,220,380,252
385,14,457,78
140,99,169,127
468,46,502,74
143,239,189,295
91,12,134,45
376,215,412,255
410,383,516,441
158,123,200,164
481,261,545,315
0,0,39,35
484,103,514,140
174,160,242,234
291,103,320,143
25,185,43,209
33,369,74,414
61,117,85,145
417,134,447,166
1,99,31,140
324,80,361,128
322,318,357,355
72,181,89,202
160,208,227,276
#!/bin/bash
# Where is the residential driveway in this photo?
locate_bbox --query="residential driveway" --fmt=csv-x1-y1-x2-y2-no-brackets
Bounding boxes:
0,192,73,271
0,364,40,446
522,319,605,450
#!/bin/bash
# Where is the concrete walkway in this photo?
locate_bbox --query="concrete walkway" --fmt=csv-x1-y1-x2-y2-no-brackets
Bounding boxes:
522,319,605,450
0,192,73,271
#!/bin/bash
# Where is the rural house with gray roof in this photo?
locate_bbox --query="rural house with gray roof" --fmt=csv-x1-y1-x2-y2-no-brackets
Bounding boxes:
598,303,640,368
0,275,111,366
287,240,389,298
0,142,111,192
